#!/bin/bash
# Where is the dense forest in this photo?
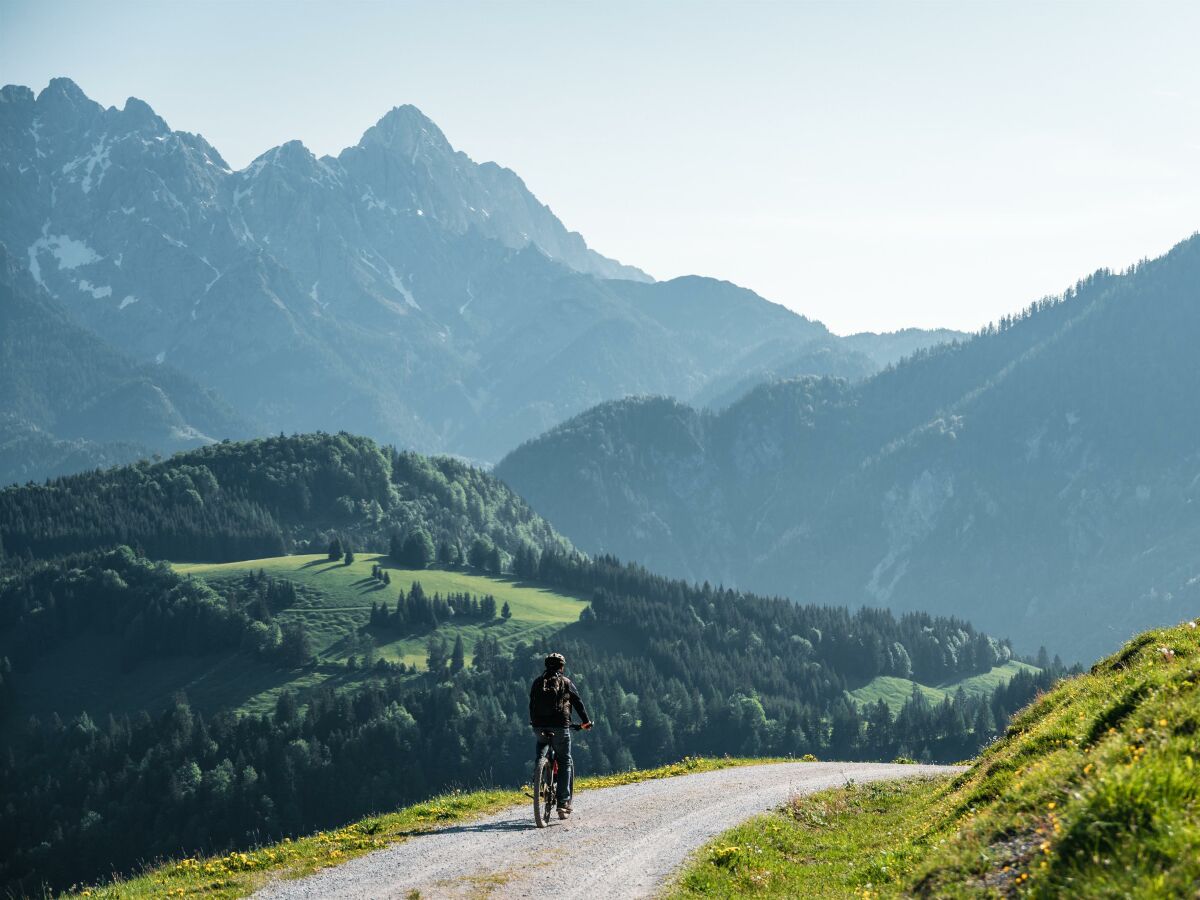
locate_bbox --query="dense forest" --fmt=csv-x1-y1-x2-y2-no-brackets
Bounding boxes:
0,432,571,563
0,541,1071,895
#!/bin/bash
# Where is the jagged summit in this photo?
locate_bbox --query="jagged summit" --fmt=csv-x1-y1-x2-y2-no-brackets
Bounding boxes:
119,95,166,130
0,84,35,104
358,103,451,153
39,76,91,105
0,76,954,477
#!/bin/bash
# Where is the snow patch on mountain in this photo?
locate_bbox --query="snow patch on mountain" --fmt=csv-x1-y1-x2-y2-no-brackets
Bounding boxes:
386,263,420,309
28,226,103,287
61,135,111,194
78,280,112,299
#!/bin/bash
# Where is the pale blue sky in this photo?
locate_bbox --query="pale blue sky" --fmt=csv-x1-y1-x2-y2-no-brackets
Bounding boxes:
3,1,1199,333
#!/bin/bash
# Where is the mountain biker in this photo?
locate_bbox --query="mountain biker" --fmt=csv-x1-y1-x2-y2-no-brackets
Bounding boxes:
530,652,592,818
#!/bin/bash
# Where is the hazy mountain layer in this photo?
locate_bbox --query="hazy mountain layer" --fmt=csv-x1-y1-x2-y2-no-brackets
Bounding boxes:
0,243,247,486
497,235,1200,661
0,78,956,471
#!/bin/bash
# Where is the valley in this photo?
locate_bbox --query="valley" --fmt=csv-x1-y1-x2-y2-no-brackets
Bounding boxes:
3,10,1196,894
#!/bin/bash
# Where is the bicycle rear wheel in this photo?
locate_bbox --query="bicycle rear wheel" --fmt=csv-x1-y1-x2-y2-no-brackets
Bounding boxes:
533,756,555,828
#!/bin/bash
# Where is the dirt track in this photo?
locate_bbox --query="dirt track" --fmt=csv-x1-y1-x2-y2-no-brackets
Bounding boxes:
253,761,958,899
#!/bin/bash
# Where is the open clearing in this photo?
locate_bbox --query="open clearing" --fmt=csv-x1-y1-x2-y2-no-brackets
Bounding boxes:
177,554,587,667
847,660,1038,712
3,557,588,728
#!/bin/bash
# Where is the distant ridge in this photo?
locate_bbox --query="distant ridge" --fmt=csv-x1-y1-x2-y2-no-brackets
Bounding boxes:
0,78,959,475
497,233,1200,662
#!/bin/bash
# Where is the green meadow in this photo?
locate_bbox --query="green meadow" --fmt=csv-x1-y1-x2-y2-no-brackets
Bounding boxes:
176,553,587,665
3,556,588,729
848,660,1038,712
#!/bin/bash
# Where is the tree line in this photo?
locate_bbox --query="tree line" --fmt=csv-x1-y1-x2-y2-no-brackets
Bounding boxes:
0,432,571,564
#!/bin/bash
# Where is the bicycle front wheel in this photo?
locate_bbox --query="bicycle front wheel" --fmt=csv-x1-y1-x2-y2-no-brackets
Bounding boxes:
533,757,555,828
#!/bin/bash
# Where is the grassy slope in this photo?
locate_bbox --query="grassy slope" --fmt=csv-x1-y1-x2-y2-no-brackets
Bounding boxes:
171,555,587,715
672,617,1200,898
848,661,1039,713
5,557,586,727
177,554,587,665
68,757,789,900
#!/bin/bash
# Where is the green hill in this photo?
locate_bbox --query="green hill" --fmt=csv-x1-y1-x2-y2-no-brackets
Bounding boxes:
0,431,572,564
673,615,1200,897
0,435,1070,897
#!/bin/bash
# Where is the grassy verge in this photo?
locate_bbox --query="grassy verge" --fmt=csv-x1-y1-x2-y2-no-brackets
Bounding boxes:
668,776,952,899
68,756,790,899
673,616,1200,897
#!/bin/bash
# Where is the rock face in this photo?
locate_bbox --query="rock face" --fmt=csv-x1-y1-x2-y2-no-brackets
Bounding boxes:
0,78,956,472
0,242,247,486
497,235,1200,662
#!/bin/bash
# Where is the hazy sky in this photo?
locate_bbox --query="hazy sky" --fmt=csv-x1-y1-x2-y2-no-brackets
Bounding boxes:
4,1,1200,333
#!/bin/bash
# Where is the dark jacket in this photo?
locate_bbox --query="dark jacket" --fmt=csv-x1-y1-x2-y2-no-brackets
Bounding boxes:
529,670,590,727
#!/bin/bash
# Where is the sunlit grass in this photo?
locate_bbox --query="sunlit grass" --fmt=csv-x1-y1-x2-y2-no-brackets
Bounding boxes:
173,554,588,712
673,617,1200,897
848,661,1038,713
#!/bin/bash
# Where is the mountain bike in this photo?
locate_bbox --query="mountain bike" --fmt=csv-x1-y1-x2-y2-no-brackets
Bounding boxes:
533,723,583,828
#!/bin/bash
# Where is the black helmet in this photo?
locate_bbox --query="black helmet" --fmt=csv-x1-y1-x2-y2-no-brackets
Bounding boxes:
544,652,566,671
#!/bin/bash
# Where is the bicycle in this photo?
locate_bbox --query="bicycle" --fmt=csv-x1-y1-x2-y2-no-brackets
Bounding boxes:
532,722,583,828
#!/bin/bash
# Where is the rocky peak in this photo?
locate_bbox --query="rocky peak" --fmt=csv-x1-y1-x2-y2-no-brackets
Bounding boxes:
0,84,35,106
356,104,451,158
36,77,100,118
119,96,168,133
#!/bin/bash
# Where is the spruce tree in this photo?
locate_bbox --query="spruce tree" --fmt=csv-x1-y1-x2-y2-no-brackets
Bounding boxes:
501,600,512,620
451,635,465,673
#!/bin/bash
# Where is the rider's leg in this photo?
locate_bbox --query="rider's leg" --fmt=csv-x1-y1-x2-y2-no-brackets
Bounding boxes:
552,727,573,807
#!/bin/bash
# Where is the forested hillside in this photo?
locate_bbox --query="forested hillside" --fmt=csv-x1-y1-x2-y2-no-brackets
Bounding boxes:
0,432,569,563
0,542,1067,896
498,233,1200,662
0,435,1068,894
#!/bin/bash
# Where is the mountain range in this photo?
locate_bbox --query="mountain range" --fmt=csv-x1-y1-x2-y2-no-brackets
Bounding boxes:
0,78,957,481
0,242,247,484
497,234,1200,662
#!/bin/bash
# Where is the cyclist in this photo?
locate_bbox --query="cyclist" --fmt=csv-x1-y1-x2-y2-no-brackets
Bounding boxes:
530,652,592,818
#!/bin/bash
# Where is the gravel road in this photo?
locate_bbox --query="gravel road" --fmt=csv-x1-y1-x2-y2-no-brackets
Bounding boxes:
254,761,958,899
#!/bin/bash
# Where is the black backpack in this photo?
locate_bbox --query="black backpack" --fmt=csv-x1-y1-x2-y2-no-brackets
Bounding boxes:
531,670,569,721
